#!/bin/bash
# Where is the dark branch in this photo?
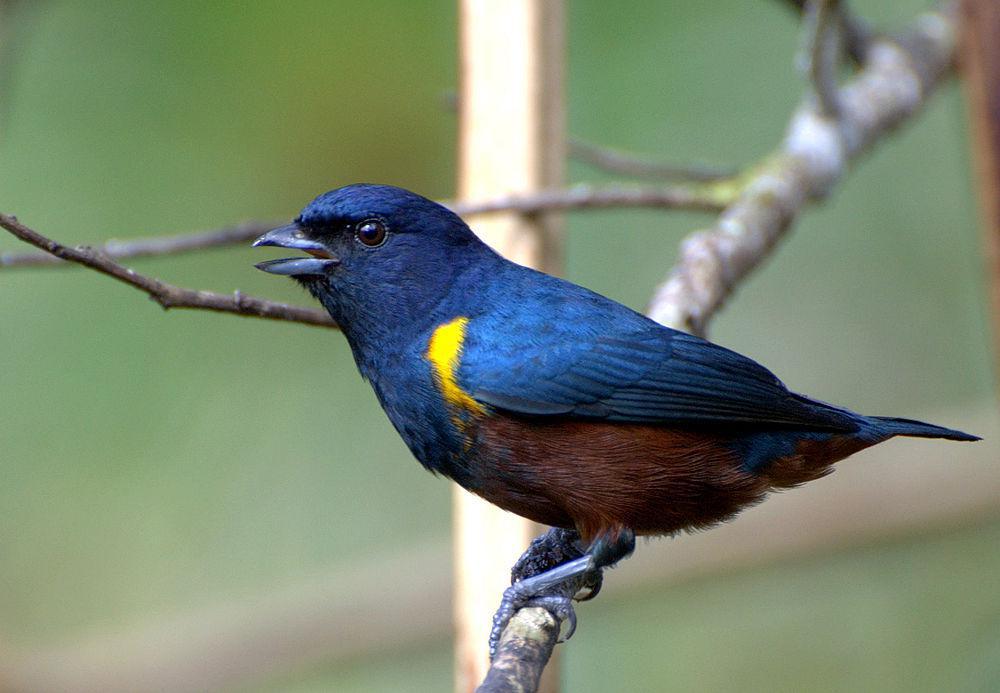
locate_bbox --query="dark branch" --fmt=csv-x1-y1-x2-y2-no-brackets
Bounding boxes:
778,0,873,65
567,139,737,182
0,213,336,328
800,0,844,117
0,219,280,268
1,185,726,270
452,183,728,216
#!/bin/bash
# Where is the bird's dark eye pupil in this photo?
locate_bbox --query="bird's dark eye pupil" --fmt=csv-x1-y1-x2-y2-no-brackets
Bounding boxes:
356,220,387,247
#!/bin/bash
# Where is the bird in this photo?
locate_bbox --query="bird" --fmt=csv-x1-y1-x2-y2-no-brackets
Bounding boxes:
254,183,979,653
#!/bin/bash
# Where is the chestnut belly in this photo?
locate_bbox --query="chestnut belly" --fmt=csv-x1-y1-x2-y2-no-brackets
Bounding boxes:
464,412,869,543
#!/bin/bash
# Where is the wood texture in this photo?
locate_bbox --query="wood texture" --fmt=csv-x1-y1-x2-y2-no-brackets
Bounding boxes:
476,608,560,693
961,0,1000,376
455,2,565,691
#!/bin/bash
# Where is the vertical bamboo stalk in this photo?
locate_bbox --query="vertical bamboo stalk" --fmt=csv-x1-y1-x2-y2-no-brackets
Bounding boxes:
962,0,1000,381
454,1,565,691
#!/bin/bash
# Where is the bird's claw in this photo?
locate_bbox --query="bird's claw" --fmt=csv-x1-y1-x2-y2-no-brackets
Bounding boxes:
529,594,578,642
488,527,609,658
488,584,579,658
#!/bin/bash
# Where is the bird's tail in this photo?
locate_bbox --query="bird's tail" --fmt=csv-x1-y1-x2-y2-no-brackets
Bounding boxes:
869,416,980,442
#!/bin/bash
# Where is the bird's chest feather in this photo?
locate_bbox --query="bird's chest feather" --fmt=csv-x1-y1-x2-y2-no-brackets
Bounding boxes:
361,315,490,485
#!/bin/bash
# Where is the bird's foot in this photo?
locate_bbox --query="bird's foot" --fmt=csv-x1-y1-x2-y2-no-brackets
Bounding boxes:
489,585,580,657
488,554,601,658
488,526,635,658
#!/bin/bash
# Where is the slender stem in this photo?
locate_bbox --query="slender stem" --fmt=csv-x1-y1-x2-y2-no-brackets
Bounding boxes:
800,0,843,118
778,0,872,65
567,139,737,182
451,183,726,216
648,3,958,336
0,213,336,328
0,220,280,268
0,185,726,270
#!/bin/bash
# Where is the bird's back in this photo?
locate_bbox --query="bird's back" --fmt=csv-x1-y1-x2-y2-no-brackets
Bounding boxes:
388,259,973,540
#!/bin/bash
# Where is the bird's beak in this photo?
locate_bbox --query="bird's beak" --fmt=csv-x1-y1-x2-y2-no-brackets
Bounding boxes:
253,224,340,276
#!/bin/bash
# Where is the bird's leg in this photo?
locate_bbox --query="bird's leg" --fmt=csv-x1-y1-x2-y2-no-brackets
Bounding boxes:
510,527,588,583
489,526,635,658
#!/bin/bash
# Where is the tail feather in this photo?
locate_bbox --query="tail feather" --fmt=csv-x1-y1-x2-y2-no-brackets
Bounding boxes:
870,416,980,442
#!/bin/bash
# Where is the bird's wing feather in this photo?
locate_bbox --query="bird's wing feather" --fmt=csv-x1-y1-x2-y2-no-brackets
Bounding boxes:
458,291,857,432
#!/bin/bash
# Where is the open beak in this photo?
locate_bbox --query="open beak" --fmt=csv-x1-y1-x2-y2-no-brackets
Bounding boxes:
253,224,340,276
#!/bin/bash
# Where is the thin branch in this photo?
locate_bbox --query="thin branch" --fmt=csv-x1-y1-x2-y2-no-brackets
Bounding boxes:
476,608,560,693
778,0,873,65
648,3,958,336
568,139,737,182
837,4,876,65
0,213,337,328
0,219,280,268
799,0,844,118
1,185,727,270
451,183,728,216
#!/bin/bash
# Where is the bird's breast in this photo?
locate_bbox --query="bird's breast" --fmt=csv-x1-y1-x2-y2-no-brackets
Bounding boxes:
361,315,490,481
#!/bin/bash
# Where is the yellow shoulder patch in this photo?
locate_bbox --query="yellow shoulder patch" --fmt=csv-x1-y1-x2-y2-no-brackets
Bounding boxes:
426,317,486,418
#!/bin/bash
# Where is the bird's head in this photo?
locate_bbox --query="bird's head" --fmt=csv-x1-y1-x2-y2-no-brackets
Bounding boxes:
254,184,492,342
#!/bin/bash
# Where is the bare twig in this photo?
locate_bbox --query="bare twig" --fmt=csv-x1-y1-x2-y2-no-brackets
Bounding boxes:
0,219,280,268
451,183,728,216
800,0,844,117
1,185,726,270
648,3,958,336
568,139,737,182
778,0,873,65
0,213,336,328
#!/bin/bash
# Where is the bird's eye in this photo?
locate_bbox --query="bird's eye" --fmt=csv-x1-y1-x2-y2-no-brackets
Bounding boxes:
355,219,387,248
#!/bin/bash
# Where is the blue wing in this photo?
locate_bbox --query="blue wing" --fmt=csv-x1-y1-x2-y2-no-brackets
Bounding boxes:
456,273,859,432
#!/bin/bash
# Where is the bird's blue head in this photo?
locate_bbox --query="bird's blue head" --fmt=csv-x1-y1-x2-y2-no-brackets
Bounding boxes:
255,184,495,348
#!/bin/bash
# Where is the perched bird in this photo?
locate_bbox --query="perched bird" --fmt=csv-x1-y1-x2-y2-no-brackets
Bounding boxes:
254,184,978,651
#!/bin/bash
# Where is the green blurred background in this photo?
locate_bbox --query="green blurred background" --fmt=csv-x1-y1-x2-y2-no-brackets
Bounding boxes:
0,1,997,691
